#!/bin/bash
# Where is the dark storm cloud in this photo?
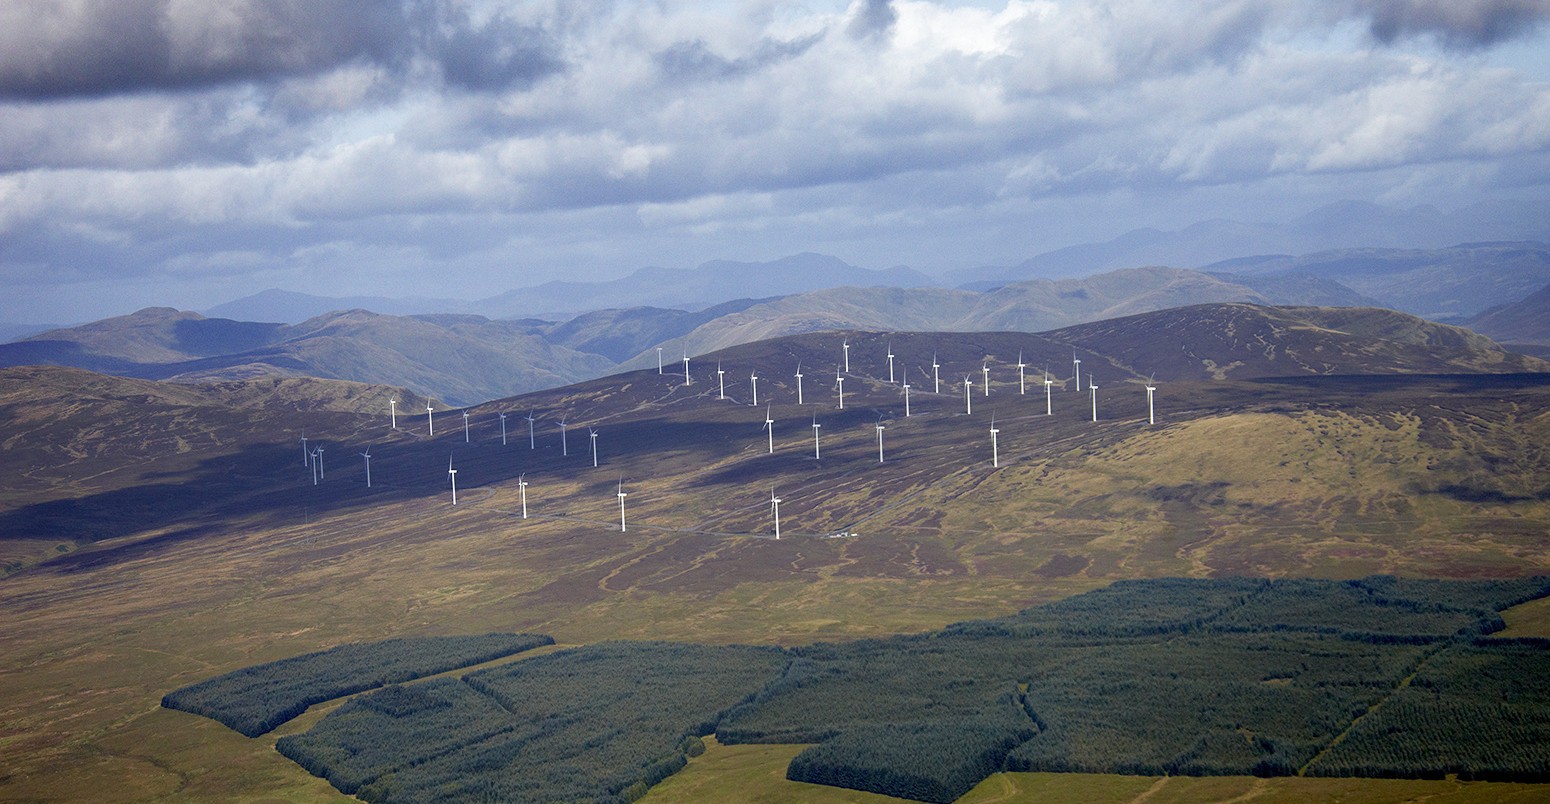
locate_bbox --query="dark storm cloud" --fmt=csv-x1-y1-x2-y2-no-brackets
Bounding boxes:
848,0,898,40
655,33,823,82
0,0,564,101
1354,0,1550,47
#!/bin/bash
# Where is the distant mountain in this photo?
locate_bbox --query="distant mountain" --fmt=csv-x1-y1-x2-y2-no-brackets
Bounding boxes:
470,253,935,319
205,289,468,324
1466,281,1550,346
949,199,1550,286
1208,242,1550,320
634,267,1374,367
538,297,773,363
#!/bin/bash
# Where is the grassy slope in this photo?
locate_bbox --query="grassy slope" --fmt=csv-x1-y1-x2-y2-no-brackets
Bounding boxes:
3,321,1550,801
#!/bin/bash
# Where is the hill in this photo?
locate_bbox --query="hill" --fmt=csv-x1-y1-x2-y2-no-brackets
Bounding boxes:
1468,281,1550,347
205,289,465,324
3,303,1550,801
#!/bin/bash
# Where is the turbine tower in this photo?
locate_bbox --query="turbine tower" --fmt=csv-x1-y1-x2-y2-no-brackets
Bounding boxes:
518,473,528,519
589,427,599,468
656,346,663,374
770,488,782,540
560,415,569,457
360,447,372,488
310,448,319,485
389,399,397,430
1146,374,1157,425
315,444,325,479
426,403,435,435
616,478,628,532
301,435,309,467
811,412,822,459
982,361,991,397
843,338,850,372
1017,351,1027,395
750,370,759,406
964,375,973,415
989,415,1000,468
1090,378,1099,422
795,363,804,405
526,410,536,449
447,453,457,505
886,341,895,384
462,410,471,443
836,366,845,410
1043,368,1053,415
1072,352,1081,393
764,405,775,454
717,362,726,400
499,412,508,446
902,366,911,417
932,353,941,394
682,352,691,386
875,419,886,463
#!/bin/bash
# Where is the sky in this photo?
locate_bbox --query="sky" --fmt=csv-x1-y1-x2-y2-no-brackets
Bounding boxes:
2,0,1549,324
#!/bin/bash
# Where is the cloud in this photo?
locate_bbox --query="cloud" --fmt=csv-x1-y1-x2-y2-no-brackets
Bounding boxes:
848,0,899,40
1350,0,1550,48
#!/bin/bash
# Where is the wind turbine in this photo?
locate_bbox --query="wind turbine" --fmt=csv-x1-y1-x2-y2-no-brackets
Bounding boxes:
310,448,318,485
750,370,759,406
447,453,457,505
964,375,973,415
875,418,886,463
1017,351,1027,395
989,415,1000,468
462,410,471,443
526,410,536,449
717,362,726,400
982,361,991,397
902,366,911,417
426,403,435,435
1145,374,1157,425
843,338,850,372
360,447,372,488
301,435,309,467
389,399,397,430
559,415,569,457
932,352,941,394
683,352,691,386
499,412,508,446
1090,378,1099,422
886,341,895,384
1043,368,1053,415
811,412,822,459
770,488,782,540
764,405,775,454
616,477,628,532
315,444,325,479
656,346,663,374
795,363,804,405
835,366,845,410
518,473,528,519
1072,352,1081,393
589,427,600,467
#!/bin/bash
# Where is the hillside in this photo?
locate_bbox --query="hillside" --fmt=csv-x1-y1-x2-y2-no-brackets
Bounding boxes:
3,304,1550,801
1468,281,1550,346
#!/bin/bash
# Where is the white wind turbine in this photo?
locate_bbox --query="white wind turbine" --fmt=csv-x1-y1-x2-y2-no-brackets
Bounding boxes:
932,352,941,394
1072,352,1081,393
1090,377,1099,422
499,412,508,446
447,453,457,505
616,477,628,532
795,363,804,405
301,435,309,467
1017,351,1027,395
902,366,911,416
750,370,759,406
835,366,845,410
462,410,471,443
426,403,435,435
875,418,886,463
518,473,528,519
982,361,991,397
683,352,691,386
1145,374,1157,425
310,447,319,485
656,346,663,374
989,415,1000,468
964,375,973,415
886,341,895,384
589,427,599,467
559,414,569,457
389,399,397,430
811,412,822,459
315,444,325,479
360,447,372,488
717,362,726,400
770,487,782,540
526,410,536,449
1043,368,1053,415
764,405,775,454
843,338,850,372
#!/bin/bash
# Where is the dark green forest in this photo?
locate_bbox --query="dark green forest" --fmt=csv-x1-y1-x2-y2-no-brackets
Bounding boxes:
169,578,1550,803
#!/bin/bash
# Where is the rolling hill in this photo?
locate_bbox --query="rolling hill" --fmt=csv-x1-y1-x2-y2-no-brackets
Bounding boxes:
1468,281,1550,347
3,303,1550,801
